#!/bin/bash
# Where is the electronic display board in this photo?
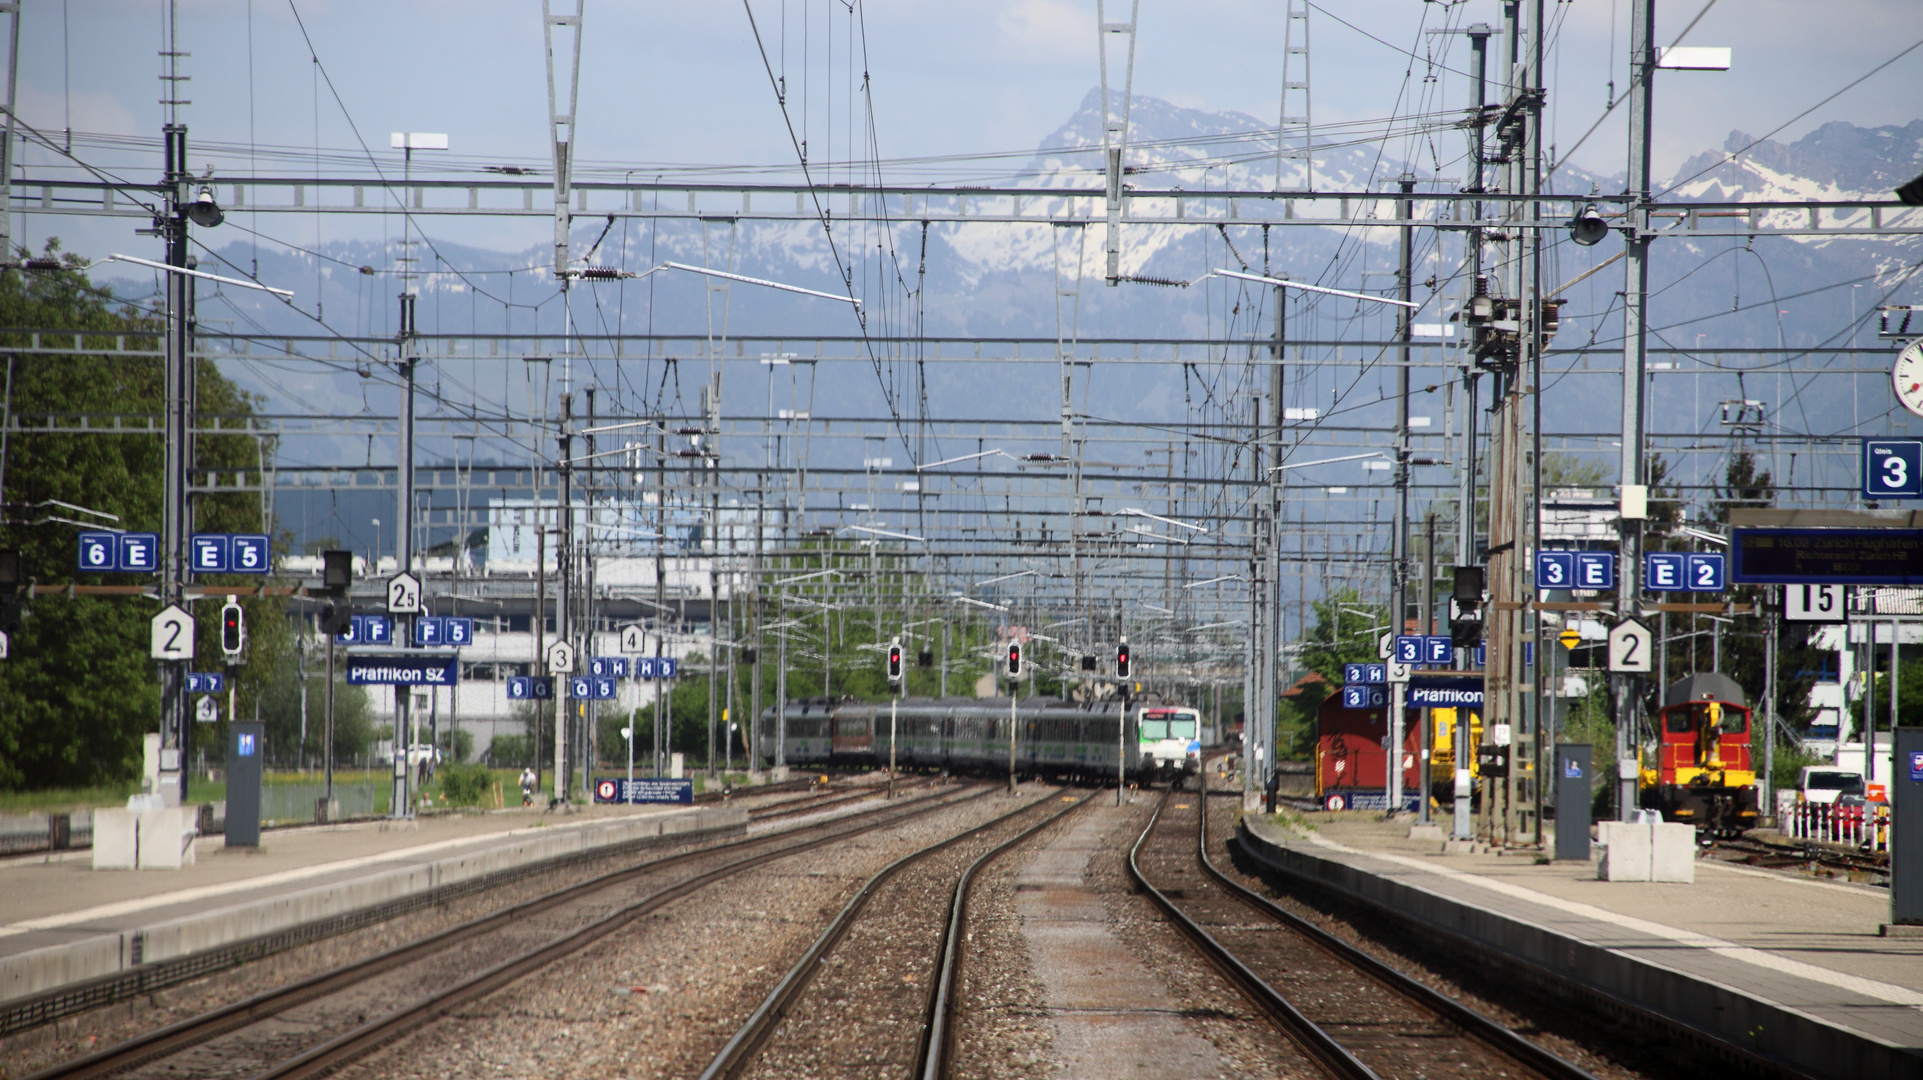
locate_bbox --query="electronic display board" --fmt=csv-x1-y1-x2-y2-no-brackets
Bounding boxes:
1730,528,1923,585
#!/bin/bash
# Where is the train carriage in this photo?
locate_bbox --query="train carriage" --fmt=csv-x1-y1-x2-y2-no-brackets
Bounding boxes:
1314,693,1424,812
759,696,1181,782
831,703,876,763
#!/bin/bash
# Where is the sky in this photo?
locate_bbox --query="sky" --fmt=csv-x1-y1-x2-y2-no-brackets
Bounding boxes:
15,0,1923,262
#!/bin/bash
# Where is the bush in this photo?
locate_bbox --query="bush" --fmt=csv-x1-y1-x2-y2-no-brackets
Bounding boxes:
438,763,493,807
485,734,534,767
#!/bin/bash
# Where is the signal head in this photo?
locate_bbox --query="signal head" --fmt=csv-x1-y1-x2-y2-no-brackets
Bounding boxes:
1452,566,1485,609
321,549,354,594
220,601,246,658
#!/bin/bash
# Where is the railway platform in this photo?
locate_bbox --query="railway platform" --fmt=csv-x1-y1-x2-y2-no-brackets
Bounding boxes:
1237,812,1923,1080
0,801,745,1027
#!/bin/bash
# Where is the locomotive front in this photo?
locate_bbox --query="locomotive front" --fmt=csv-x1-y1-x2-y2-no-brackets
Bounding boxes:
1638,672,1759,837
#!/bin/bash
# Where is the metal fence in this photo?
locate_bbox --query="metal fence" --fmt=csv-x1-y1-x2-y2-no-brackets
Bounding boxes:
261,782,384,824
1781,801,1890,852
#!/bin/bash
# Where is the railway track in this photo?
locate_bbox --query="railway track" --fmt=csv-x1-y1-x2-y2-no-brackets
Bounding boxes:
737,775,934,821
23,781,988,1080
699,786,1095,1080
1131,787,1602,1080
1708,834,1889,883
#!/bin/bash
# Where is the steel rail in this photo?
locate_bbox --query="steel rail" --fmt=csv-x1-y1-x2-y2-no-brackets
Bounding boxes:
698,787,1076,1080
915,790,1097,1080
24,783,984,1080
1127,789,1381,1080
1202,802,1604,1080
747,777,939,821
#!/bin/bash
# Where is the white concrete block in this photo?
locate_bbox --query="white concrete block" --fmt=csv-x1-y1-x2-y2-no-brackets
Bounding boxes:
1650,821,1696,883
1596,821,1651,881
136,808,194,870
92,809,139,870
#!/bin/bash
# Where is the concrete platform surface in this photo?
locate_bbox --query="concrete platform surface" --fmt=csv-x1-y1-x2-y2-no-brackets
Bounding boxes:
1240,813,1923,1080
0,802,744,1010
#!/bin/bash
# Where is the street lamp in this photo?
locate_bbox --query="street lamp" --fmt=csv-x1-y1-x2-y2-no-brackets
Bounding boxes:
186,186,224,228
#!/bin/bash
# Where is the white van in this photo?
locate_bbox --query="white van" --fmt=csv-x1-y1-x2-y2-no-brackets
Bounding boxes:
1798,767,1864,806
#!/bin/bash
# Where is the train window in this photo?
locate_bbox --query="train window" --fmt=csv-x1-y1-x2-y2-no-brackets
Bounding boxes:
1140,717,1168,740
1168,713,1198,740
1718,707,1747,735
1664,709,1694,734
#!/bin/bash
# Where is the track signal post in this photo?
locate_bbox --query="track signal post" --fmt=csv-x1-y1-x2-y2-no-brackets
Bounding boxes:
887,639,903,798
1006,641,1022,794
1116,637,1130,805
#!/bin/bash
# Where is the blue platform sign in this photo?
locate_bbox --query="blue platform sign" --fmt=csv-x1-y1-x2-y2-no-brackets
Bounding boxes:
593,778,694,805
1340,684,1389,709
414,616,445,646
1863,439,1923,499
1575,551,1617,590
77,532,116,571
507,675,555,700
1345,662,1388,686
1686,553,1726,592
345,653,459,686
445,617,474,646
1535,551,1574,589
1648,551,1723,591
570,676,618,700
230,535,271,573
190,534,229,573
338,614,393,646
189,533,271,575
1393,635,1423,664
1911,751,1923,783
590,656,630,678
186,672,226,694
1423,636,1454,665
1645,552,1687,591
637,657,681,680
78,531,161,573
120,533,159,572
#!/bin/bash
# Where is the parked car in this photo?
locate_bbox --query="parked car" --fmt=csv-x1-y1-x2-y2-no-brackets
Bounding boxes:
1798,767,1864,806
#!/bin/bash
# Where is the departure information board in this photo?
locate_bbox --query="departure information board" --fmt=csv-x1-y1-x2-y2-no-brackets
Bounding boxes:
1730,528,1923,585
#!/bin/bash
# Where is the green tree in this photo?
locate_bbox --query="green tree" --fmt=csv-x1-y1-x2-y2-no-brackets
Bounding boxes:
0,243,285,788
254,638,377,768
1278,591,1387,758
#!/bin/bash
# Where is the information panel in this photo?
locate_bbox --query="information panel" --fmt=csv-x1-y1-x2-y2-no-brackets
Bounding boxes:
592,778,694,805
1731,528,1923,585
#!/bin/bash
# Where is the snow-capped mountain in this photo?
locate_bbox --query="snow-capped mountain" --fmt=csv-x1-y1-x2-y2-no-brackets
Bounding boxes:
92,93,1922,527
